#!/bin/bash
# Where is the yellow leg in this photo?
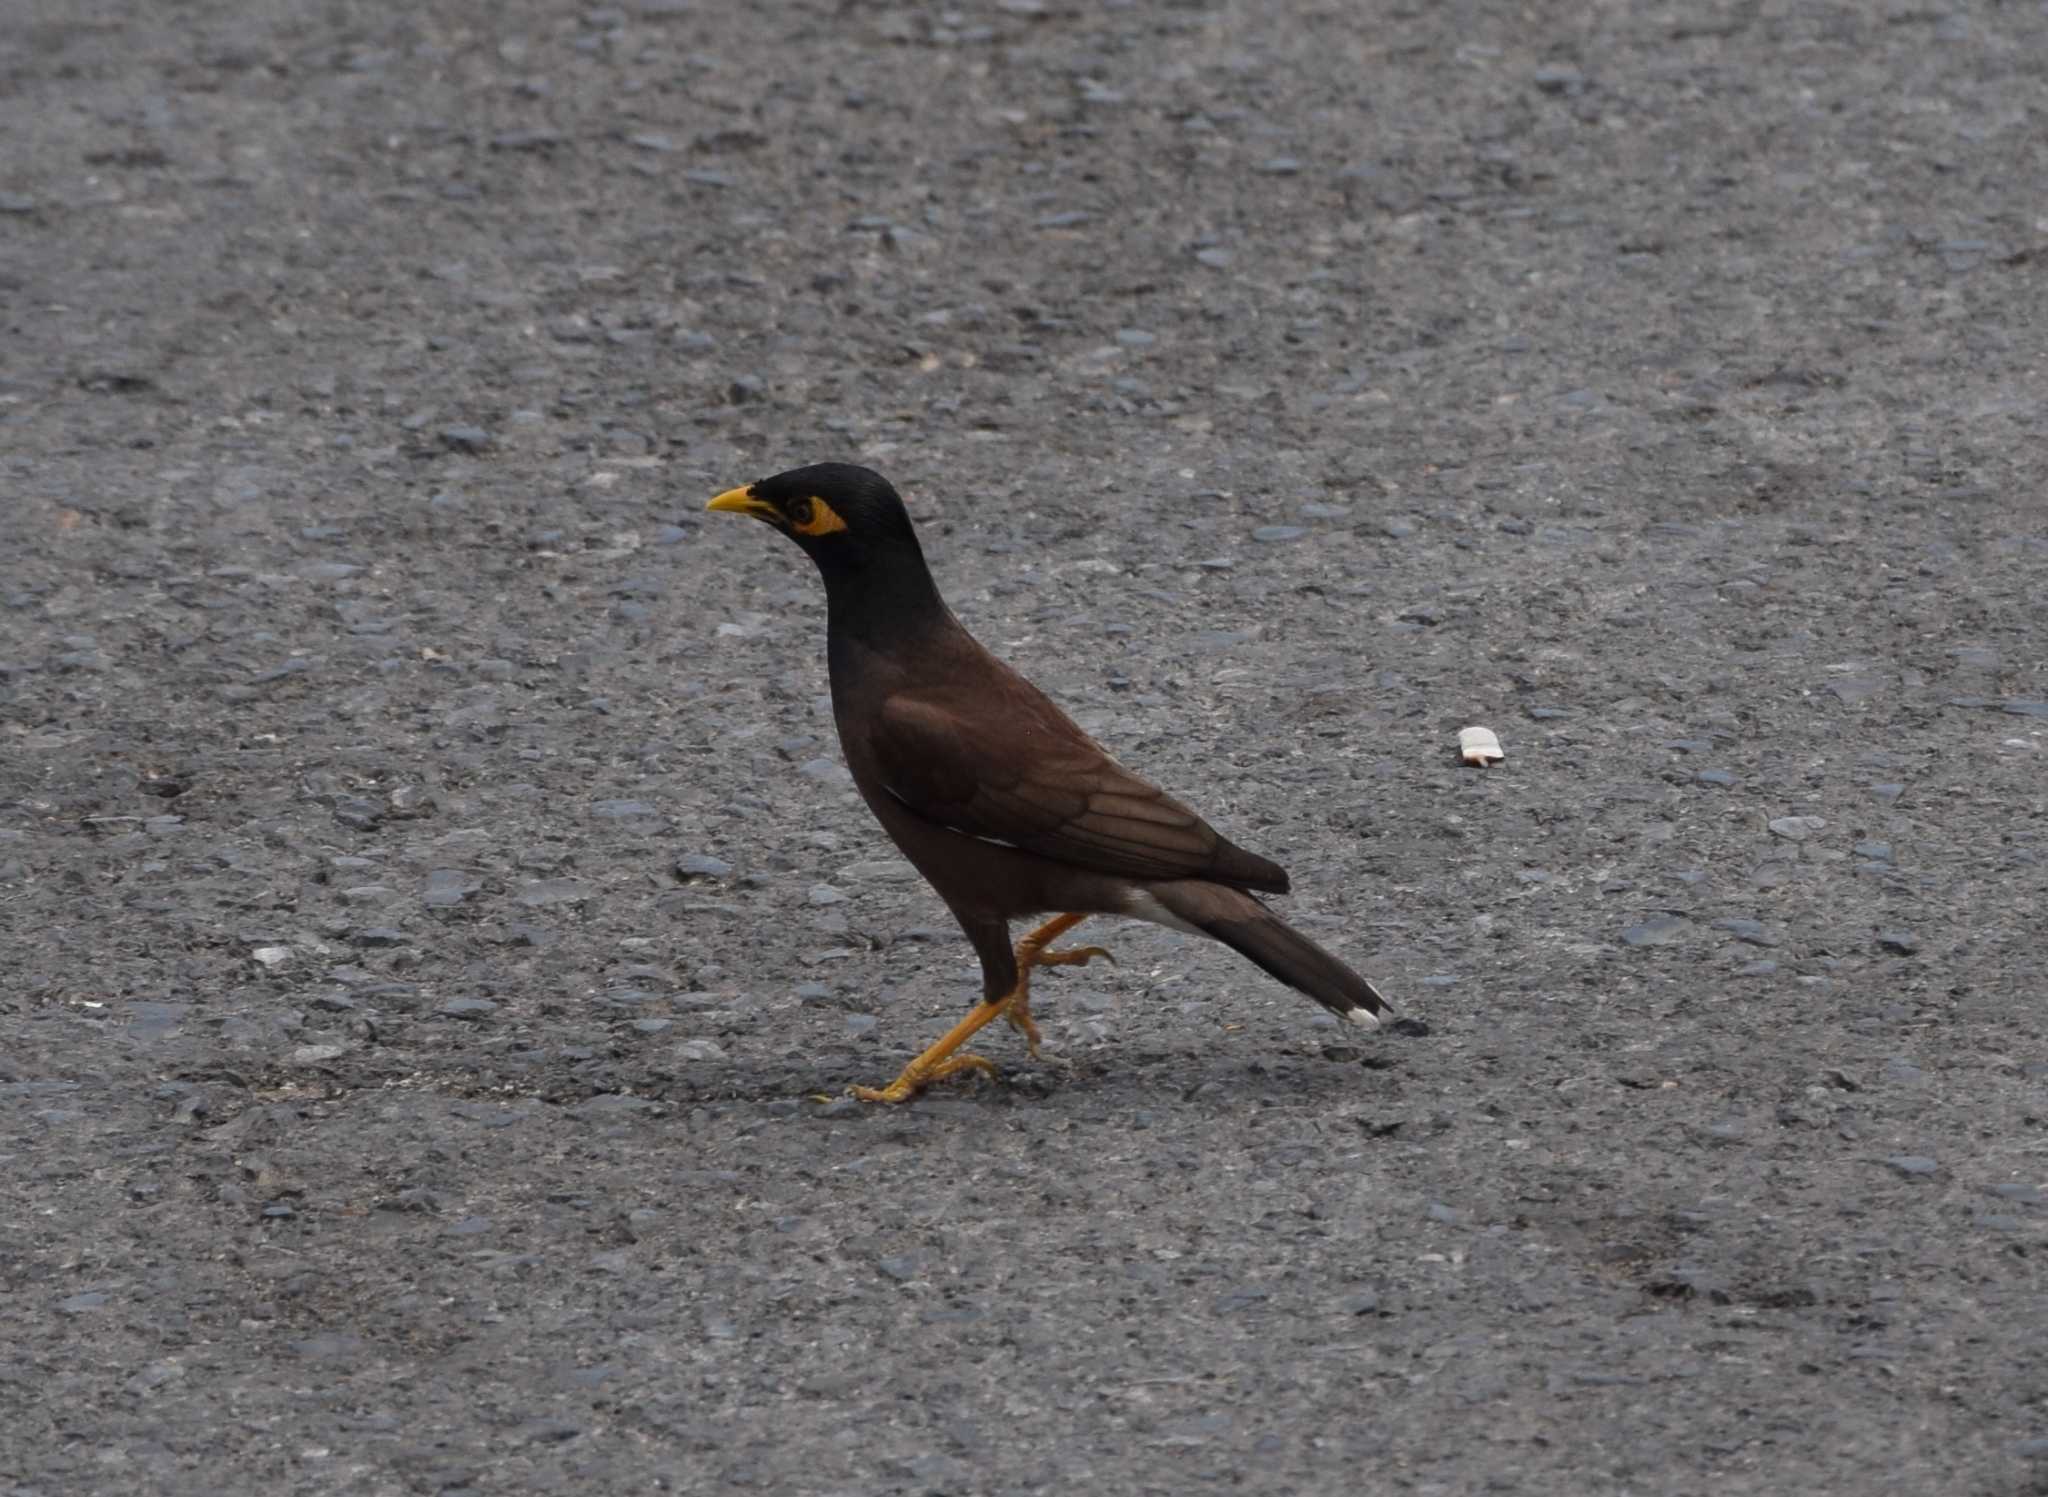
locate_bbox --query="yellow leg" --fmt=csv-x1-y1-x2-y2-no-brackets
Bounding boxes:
851,915,1116,1103
1002,913,1115,1057
850,997,1009,1104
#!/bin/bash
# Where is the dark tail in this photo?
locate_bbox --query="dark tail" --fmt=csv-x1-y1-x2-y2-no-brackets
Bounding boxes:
1150,881,1392,1029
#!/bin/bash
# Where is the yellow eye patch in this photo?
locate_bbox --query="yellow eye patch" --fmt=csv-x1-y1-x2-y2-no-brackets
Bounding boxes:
790,495,849,537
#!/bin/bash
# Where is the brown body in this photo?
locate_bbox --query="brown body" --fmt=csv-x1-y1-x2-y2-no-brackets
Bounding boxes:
709,463,1390,1100
831,604,1283,1002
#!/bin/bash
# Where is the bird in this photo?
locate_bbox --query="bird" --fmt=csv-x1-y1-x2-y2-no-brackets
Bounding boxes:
706,463,1392,1102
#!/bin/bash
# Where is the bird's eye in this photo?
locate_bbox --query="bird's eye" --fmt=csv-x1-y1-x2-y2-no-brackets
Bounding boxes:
788,498,814,528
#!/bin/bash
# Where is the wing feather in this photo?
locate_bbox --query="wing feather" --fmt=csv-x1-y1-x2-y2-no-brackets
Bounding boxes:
871,686,1288,892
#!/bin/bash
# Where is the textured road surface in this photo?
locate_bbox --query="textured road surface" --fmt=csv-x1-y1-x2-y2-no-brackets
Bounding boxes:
5,2,2047,1493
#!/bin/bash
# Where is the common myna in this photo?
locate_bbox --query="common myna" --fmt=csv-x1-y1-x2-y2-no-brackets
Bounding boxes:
707,464,1392,1102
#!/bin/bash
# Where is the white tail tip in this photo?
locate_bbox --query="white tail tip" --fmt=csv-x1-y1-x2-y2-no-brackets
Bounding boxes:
1344,1005,1383,1030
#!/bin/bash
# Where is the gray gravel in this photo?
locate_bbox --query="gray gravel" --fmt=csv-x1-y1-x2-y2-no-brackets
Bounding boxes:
5,1,2048,1494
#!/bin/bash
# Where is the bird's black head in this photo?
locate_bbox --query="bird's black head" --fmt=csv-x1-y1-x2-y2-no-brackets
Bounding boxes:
706,462,928,589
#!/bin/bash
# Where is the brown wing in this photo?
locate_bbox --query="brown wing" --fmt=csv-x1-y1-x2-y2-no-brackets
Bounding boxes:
870,683,1289,894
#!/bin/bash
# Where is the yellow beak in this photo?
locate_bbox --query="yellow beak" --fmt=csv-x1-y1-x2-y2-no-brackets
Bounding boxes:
706,485,782,523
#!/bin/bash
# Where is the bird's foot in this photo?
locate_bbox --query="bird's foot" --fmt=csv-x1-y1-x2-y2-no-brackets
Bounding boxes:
1001,935,1114,1058
1001,992,1045,1058
850,1050,998,1104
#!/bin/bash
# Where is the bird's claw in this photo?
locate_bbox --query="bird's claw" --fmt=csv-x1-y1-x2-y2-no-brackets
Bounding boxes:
1002,997,1045,1057
850,1050,998,1104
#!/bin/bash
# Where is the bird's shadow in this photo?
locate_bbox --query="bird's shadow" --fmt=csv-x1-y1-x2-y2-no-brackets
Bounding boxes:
636,1041,1414,1115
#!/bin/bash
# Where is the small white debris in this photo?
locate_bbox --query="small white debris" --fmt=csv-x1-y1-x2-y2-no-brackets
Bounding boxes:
251,946,294,968
1458,725,1505,766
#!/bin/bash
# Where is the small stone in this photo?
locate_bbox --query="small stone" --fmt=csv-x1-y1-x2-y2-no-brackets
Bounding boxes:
1712,918,1778,947
517,879,593,907
678,1039,726,1061
1663,739,1714,754
592,799,659,819
423,868,483,906
1828,676,1885,705
675,853,733,880
1853,841,1892,863
58,1291,109,1314
807,883,848,906
338,885,400,907
1884,1155,1938,1177
796,982,835,1006
1532,64,1585,95
1871,783,1905,803
292,1043,350,1064
490,129,565,151
355,927,406,947
1256,156,1302,175
1426,1202,1467,1225
1621,914,1687,947
1768,816,1826,841
573,1094,657,1117
1736,960,1778,978
438,998,497,1020
1695,768,1737,787
252,945,293,968
837,858,917,884
631,1018,672,1035
1193,247,1234,269
1214,1286,1271,1313
798,757,852,785
1253,525,1306,543
333,797,382,830
2003,700,2048,718
1876,930,1920,956
439,425,494,454
845,1014,879,1037
877,1255,920,1282
1333,1289,1380,1316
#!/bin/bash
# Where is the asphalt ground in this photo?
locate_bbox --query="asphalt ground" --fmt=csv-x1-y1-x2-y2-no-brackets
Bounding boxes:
3,2,2046,1493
